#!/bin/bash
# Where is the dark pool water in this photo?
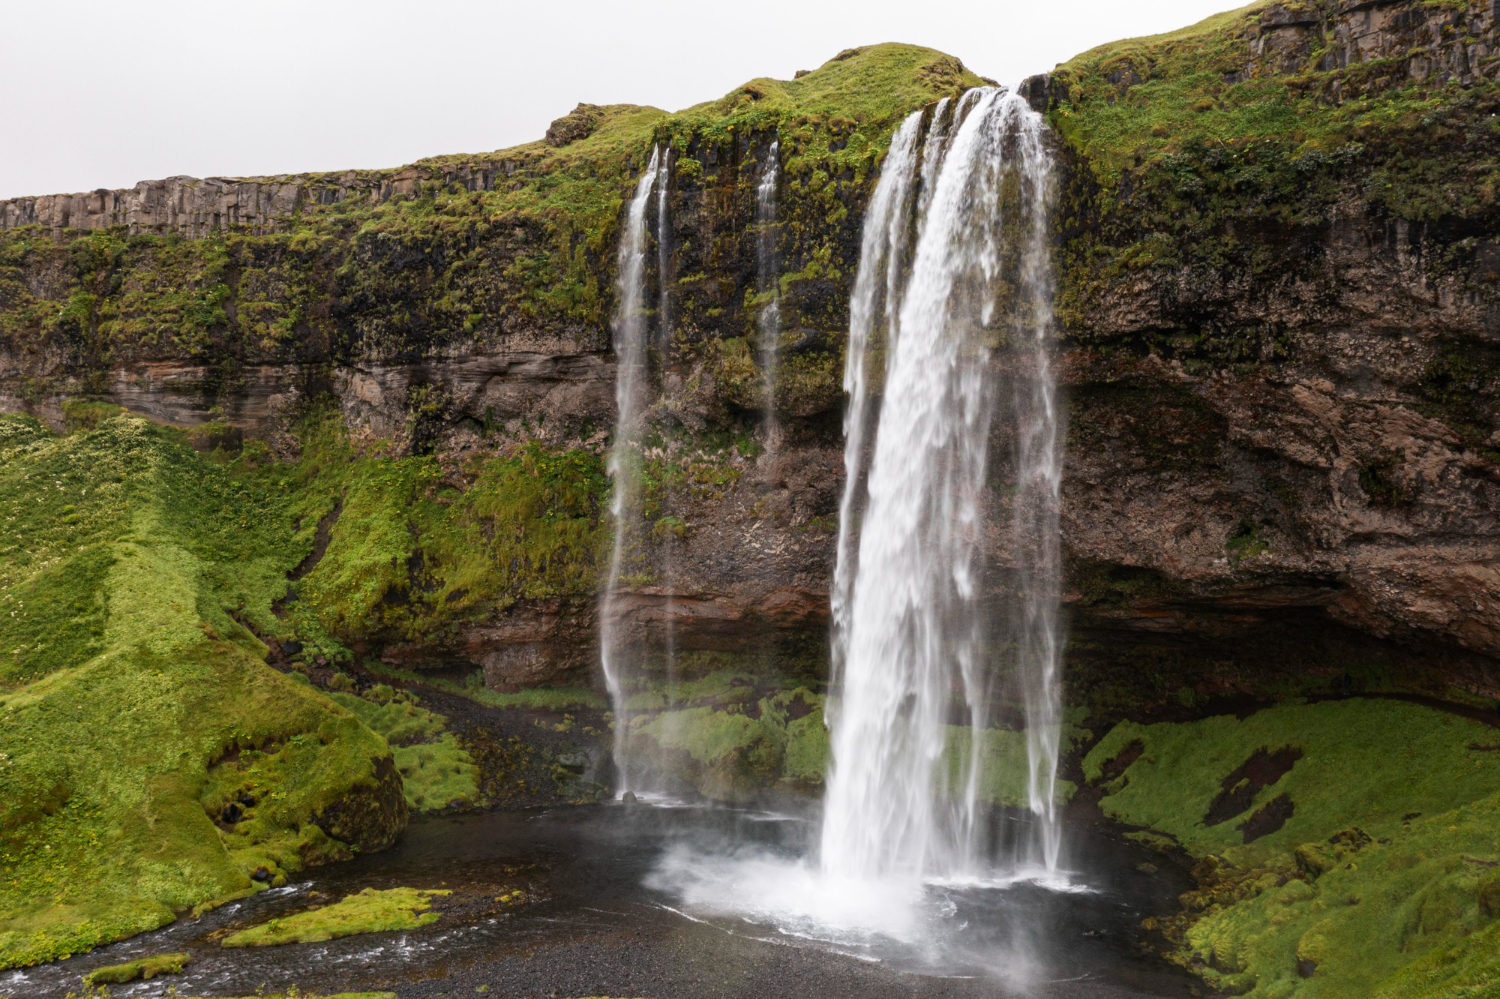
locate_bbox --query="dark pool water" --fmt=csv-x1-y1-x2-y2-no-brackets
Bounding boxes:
3,801,1200,999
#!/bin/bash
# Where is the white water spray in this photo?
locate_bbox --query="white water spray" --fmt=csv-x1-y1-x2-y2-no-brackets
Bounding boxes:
823,88,1062,881
601,145,666,794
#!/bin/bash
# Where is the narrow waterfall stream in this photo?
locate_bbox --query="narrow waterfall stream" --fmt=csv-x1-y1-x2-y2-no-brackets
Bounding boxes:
756,138,782,445
600,145,666,795
654,147,680,701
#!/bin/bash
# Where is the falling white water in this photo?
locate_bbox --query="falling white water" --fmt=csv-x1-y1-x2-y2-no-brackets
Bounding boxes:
654,148,679,692
600,145,666,795
829,113,924,686
756,138,782,439
823,88,1062,881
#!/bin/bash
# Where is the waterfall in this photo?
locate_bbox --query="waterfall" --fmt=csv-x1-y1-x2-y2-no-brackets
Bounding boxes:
756,138,782,443
655,148,679,692
600,145,666,795
822,88,1061,881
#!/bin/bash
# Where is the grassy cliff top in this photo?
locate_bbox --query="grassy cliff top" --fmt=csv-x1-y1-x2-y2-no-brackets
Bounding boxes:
1050,0,1500,189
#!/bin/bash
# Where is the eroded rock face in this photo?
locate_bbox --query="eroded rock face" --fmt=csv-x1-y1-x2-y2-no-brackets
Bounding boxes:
0,163,536,236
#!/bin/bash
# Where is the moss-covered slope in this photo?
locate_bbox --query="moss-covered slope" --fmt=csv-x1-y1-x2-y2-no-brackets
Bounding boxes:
0,414,404,970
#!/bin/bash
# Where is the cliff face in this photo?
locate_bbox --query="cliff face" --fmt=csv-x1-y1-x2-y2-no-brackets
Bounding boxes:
1031,0,1500,682
0,11,1497,695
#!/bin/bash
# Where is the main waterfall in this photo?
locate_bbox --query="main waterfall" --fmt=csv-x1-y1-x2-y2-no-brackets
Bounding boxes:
641,88,1067,977
824,87,1062,880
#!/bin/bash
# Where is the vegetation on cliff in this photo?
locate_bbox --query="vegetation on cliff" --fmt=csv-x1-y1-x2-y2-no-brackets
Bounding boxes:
0,44,981,431
1048,0,1500,398
280,409,608,655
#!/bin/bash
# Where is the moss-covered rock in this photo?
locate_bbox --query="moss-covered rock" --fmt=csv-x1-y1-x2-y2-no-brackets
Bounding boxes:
327,688,480,812
222,887,448,947
82,951,190,987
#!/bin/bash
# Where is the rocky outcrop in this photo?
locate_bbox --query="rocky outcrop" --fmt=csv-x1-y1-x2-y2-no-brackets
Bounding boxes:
546,104,606,147
312,754,408,854
1246,0,1499,86
1025,0,1500,666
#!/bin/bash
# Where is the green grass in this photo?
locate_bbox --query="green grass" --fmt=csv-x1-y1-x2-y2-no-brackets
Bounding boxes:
0,414,401,970
82,951,189,986
1085,699,1500,996
1051,0,1499,182
222,887,447,947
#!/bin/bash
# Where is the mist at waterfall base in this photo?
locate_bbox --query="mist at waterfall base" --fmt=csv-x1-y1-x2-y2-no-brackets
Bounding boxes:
619,88,1087,984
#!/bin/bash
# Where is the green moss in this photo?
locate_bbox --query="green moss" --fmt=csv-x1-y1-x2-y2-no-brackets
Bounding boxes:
281,414,608,649
198,994,398,999
222,887,447,947
0,414,401,970
940,725,1082,809
82,951,190,986
326,688,447,746
183,994,396,999
628,687,824,797
392,736,478,812
1085,699,1500,996
1226,519,1270,559
628,684,1078,806
367,663,606,711
325,689,479,812
209,995,397,999
1181,796,1500,997
1083,699,1500,863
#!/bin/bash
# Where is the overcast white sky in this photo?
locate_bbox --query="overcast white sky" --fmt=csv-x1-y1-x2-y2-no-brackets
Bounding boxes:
2,0,1242,200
